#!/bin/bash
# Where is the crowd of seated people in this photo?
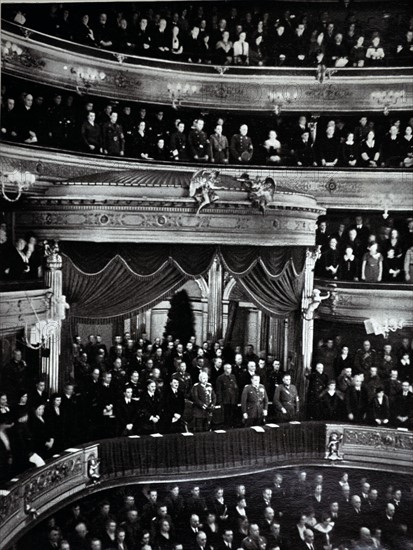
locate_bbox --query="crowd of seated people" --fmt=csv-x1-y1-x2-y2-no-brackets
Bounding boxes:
1,330,412,481
14,468,413,550
5,2,413,68
2,87,413,168
315,215,413,283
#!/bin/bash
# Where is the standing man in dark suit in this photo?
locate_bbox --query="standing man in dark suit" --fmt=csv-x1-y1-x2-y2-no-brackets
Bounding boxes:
344,495,366,539
392,380,413,428
115,386,139,436
216,364,239,428
241,375,269,426
345,374,368,423
298,528,322,550
216,528,235,550
380,502,398,547
161,378,185,433
139,380,161,434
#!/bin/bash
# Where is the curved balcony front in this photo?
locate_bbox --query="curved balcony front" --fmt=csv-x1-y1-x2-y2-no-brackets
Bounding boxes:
1,422,412,549
2,22,413,113
11,164,324,246
0,286,52,334
2,142,412,214
314,278,413,326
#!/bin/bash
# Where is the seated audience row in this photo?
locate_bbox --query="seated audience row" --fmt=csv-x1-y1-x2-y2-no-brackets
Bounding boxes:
1,333,412,480
7,3,413,67
13,468,413,550
2,90,413,167
315,215,413,282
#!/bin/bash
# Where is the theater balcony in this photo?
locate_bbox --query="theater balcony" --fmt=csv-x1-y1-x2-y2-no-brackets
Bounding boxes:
2,20,413,113
314,277,413,331
0,283,51,334
1,423,412,550
2,142,412,216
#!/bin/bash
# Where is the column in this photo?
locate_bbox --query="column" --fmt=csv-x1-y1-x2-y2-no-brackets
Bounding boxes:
301,248,319,372
207,256,223,341
245,306,260,351
43,244,69,392
283,318,289,371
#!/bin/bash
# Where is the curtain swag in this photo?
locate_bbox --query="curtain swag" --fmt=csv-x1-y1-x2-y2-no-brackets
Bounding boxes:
61,243,306,322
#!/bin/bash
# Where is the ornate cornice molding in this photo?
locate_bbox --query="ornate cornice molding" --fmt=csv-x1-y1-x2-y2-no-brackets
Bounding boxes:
15,200,321,246
2,143,411,212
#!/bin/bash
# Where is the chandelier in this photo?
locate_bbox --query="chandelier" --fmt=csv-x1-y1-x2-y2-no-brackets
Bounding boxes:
167,82,198,109
364,317,405,339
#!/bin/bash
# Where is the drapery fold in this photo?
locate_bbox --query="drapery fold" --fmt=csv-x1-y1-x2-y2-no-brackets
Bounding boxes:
61,242,306,322
99,423,326,477
63,255,187,323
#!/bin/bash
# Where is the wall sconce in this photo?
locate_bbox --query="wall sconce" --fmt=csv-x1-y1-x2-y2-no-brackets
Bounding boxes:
63,65,106,92
268,89,298,114
1,170,35,202
2,40,23,58
364,317,405,339
167,82,198,109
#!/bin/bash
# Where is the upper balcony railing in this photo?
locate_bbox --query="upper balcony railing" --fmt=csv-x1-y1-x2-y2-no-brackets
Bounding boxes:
315,277,413,326
2,21,413,112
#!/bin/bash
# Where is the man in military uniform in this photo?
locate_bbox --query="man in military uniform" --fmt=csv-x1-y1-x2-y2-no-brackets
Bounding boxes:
191,371,216,432
241,523,267,550
2,349,32,400
209,123,229,163
102,111,125,156
171,362,192,398
216,363,239,427
241,374,268,426
273,372,299,421
353,339,376,376
230,124,254,163
188,118,209,161
170,121,188,161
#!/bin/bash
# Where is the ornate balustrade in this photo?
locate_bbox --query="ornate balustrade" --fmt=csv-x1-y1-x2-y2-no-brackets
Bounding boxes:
314,278,413,327
0,444,99,549
2,142,411,214
2,22,412,112
1,423,412,549
0,286,52,334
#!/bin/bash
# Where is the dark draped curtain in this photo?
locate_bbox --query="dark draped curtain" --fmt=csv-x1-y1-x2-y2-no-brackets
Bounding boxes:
99,423,326,477
224,300,239,345
61,243,306,323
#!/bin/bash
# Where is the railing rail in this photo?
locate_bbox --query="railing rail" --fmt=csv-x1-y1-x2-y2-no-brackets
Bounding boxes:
2,23,412,112
3,19,413,77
